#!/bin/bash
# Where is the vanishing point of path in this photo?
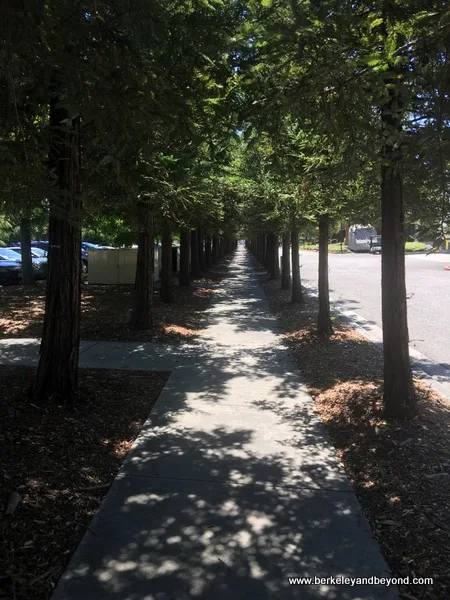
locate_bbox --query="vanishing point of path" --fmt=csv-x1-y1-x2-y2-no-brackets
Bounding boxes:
53,247,398,599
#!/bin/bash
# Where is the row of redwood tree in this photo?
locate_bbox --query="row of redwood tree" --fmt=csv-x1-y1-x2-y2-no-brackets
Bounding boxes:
24,84,238,406
247,213,333,335
32,154,237,407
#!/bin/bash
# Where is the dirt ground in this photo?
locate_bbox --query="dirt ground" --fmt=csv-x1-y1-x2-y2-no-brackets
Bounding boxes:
0,367,169,600
263,278,450,600
0,264,230,599
0,275,221,343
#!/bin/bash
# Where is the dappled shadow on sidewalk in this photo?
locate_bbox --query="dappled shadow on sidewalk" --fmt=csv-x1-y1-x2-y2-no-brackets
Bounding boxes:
53,250,395,600
264,278,450,600
55,360,390,599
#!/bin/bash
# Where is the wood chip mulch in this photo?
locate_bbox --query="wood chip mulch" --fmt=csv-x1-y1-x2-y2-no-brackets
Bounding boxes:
263,278,450,600
0,274,222,343
0,367,169,600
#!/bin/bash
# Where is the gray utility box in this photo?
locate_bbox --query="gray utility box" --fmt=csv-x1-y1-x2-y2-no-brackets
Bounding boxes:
88,247,162,285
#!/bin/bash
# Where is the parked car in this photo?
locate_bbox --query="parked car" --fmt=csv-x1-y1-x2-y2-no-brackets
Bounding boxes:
30,240,88,274
81,242,103,250
0,253,21,285
9,245,48,259
3,247,48,280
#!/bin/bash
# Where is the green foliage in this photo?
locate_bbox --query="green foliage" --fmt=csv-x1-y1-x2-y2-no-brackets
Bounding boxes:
0,0,449,252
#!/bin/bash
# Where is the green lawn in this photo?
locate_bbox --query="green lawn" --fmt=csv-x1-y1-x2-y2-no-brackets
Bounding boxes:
299,241,428,253
405,241,428,252
299,242,349,253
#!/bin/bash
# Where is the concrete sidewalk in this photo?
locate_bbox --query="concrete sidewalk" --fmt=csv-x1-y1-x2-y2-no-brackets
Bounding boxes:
0,337,197,372
47,247,397,599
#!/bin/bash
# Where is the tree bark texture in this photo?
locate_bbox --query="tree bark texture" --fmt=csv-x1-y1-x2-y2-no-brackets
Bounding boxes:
212,234,219,264
266,233,280,280
198,228,205,271
179,227,190,286
32,90,81,404
291,228,304,304
130,203,154,330
161,220,173,303
281,232,291,290
205,233,212,268
381,66,417,419
317,214,333,335
190,228,201,278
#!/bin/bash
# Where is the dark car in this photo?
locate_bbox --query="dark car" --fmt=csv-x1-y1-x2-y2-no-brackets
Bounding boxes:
9,246,49,280
82,242,103,251
30,241,88,274
3,247,48,280
0,255,21,285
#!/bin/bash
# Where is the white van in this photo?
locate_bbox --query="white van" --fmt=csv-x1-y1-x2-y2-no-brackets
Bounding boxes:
347,225,378,252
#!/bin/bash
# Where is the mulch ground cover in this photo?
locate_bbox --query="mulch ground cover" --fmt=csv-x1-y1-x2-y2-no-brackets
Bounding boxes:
0,367,169,600
0,274,221,343
263,278,450,600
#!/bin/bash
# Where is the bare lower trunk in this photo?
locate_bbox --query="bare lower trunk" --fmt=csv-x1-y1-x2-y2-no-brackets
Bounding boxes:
130,204,154,329
190,228,200,278
381,68,417,419
257,235,265,266
161,220,173,303
281,232,291,290
179,227,190,286
198,228,205,271
317,214,333,335
205,233,212,268
32,93,81,404
262,234,268,269
291,228,304,304
212,234,219,264
20,216,34,285
267,233,280,279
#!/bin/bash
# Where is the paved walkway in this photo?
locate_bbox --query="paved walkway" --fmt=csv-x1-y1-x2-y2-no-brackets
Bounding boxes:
0,337,195,371
6,248,397,599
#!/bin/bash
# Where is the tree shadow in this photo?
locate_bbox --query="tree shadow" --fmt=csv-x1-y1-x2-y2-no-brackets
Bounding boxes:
263,277,450,600
52,251,396,599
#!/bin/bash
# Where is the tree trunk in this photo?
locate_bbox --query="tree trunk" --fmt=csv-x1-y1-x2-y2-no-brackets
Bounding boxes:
205,233,212,268
281,232,291,290
380,64,417,419
160,220,173,303
212,234,219,264
179,227,190,286
317,214,333,335
267,233,280,279
190,228,201,278
20,215,35,286
130,204,154,329
198,228,205,271
262,234,268,269
32,93,81,404
291,228,304,304
257,235,265,266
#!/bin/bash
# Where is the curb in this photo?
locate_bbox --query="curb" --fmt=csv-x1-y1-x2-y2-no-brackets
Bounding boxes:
302,283,450,403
